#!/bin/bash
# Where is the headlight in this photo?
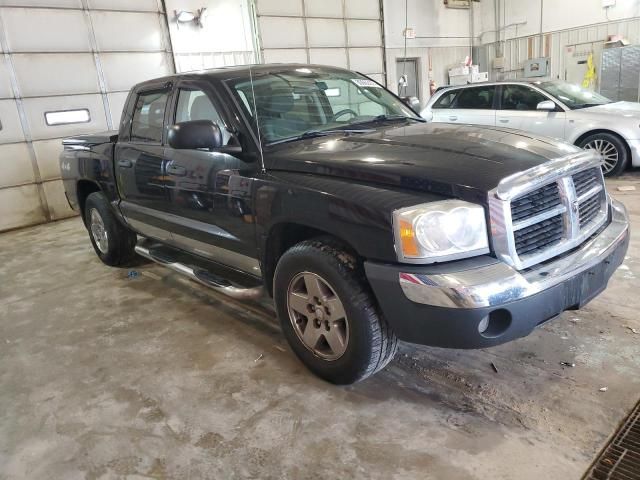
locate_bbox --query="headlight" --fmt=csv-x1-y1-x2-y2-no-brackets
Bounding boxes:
393,200,489,263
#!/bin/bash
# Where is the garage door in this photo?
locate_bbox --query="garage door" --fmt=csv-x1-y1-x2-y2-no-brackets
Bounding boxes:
254,0,385,85
0,0,174,232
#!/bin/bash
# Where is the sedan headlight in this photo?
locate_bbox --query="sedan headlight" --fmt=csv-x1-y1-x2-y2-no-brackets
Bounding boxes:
393,200,490,263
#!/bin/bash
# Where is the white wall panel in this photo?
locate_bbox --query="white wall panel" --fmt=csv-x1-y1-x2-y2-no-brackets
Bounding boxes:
259,17,306,49
87,0,159,11
22,94,107,141
32,138,63,181
347,20,381,47
91,11,165,52
0,57,13,98
348,47,383,73
306,19,345,47
0,99,25,143
257,0,302,16
42,179,74,220
0,184,46,231
305,0,342,18
2,8,91,52
345,0,380,19
309,48,348,68
12,54,99,97
262,48,307,64
100,52,172,92
0,142,34,188
0,0,82,7
107,91,129,126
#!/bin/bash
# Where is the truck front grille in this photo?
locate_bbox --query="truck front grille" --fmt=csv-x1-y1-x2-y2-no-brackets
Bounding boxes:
490,163,609,270
514,214,563,256
511,182,561,223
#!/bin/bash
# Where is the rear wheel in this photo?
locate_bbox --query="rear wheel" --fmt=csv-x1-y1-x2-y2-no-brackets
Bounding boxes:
578,132,629,177
84,192,137,266
274,237,397,384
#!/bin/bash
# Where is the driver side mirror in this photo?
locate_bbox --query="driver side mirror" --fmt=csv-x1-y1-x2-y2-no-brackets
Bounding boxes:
536,100,556,111
168,120,222,150
401,96,421,113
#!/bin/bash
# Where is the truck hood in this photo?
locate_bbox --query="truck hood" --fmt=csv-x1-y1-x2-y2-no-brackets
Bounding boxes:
265,122,582,201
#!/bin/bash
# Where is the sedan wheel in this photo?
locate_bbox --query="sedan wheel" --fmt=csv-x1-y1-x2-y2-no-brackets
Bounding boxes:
286,271,349,361
583,138,619,175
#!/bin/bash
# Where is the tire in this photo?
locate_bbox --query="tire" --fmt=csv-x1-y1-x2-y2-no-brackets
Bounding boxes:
273,237,398,384
84,191,137,267
578,132,629,177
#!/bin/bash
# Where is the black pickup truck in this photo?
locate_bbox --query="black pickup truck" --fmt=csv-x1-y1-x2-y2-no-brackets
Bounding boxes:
60,64,630,384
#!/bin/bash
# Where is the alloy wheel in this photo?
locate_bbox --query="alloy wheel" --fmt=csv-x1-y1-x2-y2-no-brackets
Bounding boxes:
90,208,109,254
584,139,619,175
286,272,349,361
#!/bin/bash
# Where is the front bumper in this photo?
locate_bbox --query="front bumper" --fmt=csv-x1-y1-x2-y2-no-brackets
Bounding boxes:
365,199,630,349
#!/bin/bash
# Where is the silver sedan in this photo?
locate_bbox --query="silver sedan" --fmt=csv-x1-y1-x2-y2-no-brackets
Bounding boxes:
420,80,640,176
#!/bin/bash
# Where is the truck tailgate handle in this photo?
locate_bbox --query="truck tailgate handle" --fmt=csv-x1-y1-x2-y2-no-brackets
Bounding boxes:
498,118,509,123
167,164,187,176
118,159,133,168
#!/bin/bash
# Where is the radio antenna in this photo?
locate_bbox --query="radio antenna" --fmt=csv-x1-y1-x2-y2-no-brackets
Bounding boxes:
249,65,265,173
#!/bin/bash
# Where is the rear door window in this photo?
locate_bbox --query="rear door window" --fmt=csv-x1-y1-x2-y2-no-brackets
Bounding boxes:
453,86,496,110
131,90,169,143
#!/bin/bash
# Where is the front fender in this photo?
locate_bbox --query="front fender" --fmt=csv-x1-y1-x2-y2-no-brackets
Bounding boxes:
254,172,446,263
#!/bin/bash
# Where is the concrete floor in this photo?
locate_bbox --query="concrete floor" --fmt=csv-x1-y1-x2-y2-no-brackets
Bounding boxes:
1,178,639,480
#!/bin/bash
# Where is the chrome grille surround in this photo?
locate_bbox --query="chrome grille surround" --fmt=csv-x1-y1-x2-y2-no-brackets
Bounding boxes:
488,151,609,270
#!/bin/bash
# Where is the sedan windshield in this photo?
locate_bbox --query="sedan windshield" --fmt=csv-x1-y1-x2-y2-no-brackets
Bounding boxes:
536,80,612,109
227,67,421,144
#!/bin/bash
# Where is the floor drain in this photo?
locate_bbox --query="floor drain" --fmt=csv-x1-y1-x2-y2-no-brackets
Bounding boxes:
585,400,640,479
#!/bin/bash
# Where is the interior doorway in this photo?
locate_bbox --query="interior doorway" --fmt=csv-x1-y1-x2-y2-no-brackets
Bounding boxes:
396,58,419,99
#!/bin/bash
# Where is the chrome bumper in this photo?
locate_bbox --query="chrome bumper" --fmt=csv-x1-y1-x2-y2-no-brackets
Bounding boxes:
400,199,629,309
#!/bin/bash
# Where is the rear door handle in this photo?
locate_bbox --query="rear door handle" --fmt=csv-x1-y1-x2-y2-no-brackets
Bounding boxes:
167,164,187,176
118,159,132,168
449,116,458,121
498,119,509,123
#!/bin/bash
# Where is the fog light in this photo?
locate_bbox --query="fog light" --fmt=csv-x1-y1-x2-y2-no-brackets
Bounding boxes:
478,316,489,334
479,309,512,338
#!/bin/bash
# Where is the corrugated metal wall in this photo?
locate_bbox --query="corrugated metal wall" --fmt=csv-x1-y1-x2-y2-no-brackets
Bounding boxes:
475,17,640,84
0,0,174,232
254,0,386,85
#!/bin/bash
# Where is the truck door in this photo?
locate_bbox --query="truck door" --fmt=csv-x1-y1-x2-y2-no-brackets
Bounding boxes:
115,83,173,241
162,80,261,276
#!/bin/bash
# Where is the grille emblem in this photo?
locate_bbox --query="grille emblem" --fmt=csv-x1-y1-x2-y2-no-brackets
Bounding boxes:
571,199,580,214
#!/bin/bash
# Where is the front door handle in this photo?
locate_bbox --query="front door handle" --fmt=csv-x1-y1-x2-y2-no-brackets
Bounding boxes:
118,159,132,168
167,164,187,176
449,116,458,121
498,119,509,123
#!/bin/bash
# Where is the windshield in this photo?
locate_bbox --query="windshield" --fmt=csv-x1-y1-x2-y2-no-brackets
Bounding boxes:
227,67,420,144
536,80,612,109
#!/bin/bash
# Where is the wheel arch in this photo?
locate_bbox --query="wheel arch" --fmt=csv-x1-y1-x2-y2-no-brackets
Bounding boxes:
574,129,631,157
262,222,360,297
76,179,102,224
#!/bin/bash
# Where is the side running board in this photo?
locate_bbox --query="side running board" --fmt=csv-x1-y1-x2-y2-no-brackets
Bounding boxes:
134,242,264,301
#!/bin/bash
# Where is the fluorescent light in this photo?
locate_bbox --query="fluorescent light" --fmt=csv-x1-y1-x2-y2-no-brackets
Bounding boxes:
45,109,90,126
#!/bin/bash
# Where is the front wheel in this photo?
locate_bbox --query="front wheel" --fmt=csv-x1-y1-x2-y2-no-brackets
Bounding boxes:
578,133,629,177
84,192,137,267
273,238,397,384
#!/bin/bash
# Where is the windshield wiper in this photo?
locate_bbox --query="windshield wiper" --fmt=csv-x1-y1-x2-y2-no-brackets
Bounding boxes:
267,128,373,146
350,114,425,127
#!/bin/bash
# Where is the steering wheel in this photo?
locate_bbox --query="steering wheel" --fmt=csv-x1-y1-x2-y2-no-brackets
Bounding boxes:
331,109,358,122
